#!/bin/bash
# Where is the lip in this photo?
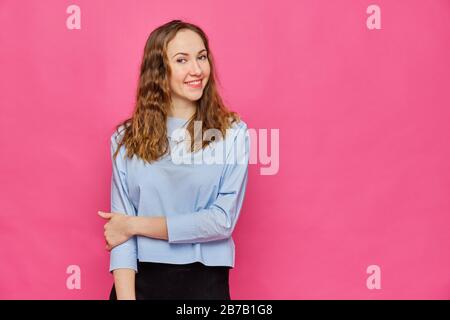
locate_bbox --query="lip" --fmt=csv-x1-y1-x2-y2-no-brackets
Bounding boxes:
184,78,203,88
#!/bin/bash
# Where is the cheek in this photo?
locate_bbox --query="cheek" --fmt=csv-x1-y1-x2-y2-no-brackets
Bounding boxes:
203,64,211,79
169,70,186,89
204,62,211,77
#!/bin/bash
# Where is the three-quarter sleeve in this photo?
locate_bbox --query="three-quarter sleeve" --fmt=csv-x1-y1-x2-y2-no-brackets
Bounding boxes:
109,129,138,272
166,122,250,244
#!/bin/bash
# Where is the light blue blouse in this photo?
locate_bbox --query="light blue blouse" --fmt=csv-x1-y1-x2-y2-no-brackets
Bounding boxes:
109,116,250,272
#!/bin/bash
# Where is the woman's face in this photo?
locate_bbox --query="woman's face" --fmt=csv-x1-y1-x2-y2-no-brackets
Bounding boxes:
166,29,211,103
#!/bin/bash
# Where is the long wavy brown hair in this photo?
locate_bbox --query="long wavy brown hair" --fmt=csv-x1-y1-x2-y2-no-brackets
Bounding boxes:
112,19,240,163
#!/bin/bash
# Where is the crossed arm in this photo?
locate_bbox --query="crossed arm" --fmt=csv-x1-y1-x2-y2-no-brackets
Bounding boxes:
99,212,168,251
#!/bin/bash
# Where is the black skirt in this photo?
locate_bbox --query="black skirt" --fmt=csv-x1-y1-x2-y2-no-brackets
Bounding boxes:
109,261,231,300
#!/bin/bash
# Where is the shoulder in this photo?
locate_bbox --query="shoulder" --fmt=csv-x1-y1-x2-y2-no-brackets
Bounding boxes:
110,124,128,158
224,117,250,160
226,117,248,145
229,116,248,131
227,117,249,142
111,124,127,144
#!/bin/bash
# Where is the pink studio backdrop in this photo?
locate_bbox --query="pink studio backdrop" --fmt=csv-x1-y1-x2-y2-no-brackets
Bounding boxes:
1,0,449,299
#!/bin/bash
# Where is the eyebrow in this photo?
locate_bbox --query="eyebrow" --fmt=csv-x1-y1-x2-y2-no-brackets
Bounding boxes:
172,49,207,58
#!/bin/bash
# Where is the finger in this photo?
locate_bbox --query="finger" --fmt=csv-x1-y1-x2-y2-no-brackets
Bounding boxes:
98,211,112,219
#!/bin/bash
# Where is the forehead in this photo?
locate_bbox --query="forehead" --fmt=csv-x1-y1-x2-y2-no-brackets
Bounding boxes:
167,29,206,55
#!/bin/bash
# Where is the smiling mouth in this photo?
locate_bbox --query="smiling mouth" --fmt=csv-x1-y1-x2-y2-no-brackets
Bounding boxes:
184,79,202,85
184,79,203,89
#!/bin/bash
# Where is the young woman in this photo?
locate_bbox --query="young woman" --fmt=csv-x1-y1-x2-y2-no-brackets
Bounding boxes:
98,20,250,300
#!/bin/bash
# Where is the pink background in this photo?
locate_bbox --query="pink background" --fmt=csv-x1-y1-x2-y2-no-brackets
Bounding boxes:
1,0,449,299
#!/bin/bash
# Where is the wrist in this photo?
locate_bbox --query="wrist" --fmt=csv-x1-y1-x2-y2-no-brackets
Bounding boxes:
127,216,139,237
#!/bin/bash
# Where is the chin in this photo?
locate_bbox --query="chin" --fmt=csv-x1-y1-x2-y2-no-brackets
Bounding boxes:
184,93,204,101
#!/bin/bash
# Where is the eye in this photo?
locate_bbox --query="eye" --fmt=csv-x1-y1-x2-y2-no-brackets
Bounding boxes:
176,58,187,63
198,55,208,61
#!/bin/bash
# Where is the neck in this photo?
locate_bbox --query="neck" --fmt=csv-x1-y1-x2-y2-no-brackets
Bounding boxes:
168,96,197,120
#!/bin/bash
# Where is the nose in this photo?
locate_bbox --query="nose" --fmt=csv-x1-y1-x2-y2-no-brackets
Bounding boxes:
189,60,202,76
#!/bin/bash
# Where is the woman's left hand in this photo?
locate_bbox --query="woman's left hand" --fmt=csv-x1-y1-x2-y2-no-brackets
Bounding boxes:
98,211,134,251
